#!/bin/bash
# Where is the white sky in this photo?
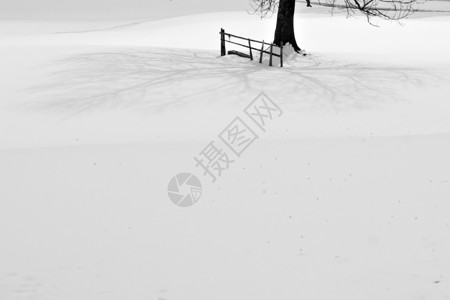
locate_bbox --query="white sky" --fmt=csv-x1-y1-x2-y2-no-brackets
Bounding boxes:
0,0,249,20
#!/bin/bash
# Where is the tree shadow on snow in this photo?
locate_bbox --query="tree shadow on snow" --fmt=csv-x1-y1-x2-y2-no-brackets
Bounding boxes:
24,47,441,116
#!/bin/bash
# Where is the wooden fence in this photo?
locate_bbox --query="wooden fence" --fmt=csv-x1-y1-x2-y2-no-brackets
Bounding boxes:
220,28,283,68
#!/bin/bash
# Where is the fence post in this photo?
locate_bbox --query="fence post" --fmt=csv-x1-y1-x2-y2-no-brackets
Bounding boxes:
248,39,253,61
269,44,273,66
259,41,264,64
280,45,283,68
220,28,226,56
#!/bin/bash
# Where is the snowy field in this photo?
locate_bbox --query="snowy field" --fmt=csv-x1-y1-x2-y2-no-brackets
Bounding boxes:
1,0,450,299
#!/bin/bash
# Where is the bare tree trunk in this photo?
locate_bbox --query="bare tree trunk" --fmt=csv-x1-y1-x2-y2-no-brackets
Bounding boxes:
273,0,301,52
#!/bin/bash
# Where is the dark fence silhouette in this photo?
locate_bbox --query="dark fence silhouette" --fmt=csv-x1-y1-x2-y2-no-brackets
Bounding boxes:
220,28,283,67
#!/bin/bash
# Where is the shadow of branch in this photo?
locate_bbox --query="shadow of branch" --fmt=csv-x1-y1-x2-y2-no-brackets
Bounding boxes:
23,47,441,117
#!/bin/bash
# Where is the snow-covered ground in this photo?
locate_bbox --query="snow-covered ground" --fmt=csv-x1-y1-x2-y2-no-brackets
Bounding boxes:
1,1,450,299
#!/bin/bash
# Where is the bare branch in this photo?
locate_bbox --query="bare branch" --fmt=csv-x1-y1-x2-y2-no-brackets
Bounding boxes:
249,0,279,17
251,0,424,22
319,0,419,22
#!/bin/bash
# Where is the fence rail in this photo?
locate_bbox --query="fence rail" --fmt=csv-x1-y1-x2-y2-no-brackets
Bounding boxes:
220,28,283,67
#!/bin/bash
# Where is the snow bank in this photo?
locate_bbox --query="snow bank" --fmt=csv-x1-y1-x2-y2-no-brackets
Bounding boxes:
0,4,450,300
